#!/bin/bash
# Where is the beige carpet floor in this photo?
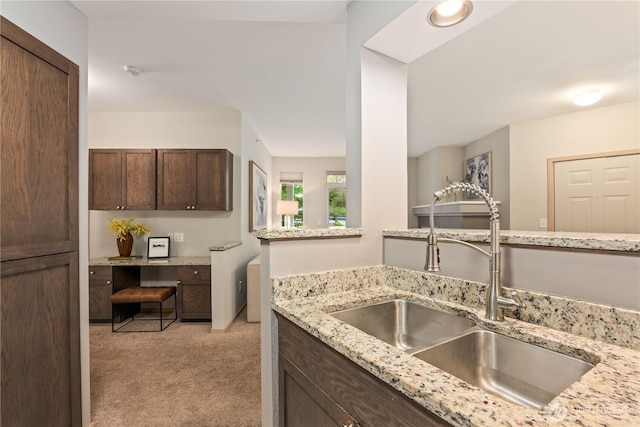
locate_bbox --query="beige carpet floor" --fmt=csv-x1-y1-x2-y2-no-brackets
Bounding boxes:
90,308,261,427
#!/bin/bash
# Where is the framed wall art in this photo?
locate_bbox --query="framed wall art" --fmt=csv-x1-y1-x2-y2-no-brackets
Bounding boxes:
465,151,492,196
249,161,267,232
147,236,170,259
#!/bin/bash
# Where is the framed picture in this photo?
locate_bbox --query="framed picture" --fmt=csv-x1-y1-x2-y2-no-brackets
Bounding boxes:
147,236,170,259
465,151,492,196
249,161,267,232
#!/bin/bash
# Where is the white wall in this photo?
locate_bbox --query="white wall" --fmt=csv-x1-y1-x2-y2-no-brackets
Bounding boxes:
415,145,464,206
464,126,510,229
88,110,242,258
345,1,417,227
271,157,345,229
510,101,640,230
0,1,91,425
384,238,640,311
407,157,418,228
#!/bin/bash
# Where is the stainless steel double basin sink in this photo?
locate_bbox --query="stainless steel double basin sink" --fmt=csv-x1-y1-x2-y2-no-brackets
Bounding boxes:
331,300,594,409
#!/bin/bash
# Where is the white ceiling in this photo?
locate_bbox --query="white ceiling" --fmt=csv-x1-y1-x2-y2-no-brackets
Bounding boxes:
72,1,639,159
71,0,350,157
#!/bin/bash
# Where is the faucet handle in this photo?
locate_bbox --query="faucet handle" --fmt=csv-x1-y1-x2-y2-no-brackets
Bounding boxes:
508,290,525,309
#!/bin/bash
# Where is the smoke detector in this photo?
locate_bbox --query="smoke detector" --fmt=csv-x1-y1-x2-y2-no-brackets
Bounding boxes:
123,65,143,77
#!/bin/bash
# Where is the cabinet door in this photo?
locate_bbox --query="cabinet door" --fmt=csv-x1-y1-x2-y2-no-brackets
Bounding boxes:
194,149,233,210
1,19,79,261
1,253,81,426
89,149,156,210
122,149,157,210
89,149,123,210
177,265,211,320
89,266,113,321
280,354,356,427
157,149,194,209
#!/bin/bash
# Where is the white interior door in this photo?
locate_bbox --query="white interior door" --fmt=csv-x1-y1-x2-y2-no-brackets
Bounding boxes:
554,153,640,233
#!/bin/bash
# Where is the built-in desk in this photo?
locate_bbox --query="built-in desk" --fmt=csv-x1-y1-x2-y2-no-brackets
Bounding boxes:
89,256,211,322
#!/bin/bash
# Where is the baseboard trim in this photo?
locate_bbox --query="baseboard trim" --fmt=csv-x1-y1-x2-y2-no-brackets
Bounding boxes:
210,303,247,334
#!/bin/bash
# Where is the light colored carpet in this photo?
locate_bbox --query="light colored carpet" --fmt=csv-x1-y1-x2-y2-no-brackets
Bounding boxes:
90,309,261,427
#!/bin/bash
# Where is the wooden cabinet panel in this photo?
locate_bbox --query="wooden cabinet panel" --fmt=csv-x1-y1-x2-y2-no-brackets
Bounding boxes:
277,314,451,427
1,19,78,262
1,254,81,426
89,149,156,210
177,265,211,320
157,149,232,210
88,266,140,322
1,17,81,426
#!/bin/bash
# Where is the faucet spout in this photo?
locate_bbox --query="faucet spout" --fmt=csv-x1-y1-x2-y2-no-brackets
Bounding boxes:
424,182,524,321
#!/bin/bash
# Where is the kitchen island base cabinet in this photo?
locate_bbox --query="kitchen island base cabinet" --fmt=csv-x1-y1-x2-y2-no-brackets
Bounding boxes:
277,314,451,427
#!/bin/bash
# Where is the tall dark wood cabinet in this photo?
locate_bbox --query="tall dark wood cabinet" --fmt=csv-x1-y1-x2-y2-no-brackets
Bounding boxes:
157,149,233,210
89,149,157,210
1,17,81,426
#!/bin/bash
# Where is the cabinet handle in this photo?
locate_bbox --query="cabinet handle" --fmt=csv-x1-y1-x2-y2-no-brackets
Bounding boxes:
186,206,191,210
192,205,196,209
90,271,95,275
177,280,181,285
106,280,112,285
193,270,198,275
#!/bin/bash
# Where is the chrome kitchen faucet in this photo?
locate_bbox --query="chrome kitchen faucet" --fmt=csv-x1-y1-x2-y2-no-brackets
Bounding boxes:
424,182,524,321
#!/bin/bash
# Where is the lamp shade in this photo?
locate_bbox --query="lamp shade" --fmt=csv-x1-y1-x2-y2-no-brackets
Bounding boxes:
277,200,298,215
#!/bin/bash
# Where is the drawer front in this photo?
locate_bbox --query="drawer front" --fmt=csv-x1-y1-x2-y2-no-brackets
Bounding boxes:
89,266,112,283
177,265,210,285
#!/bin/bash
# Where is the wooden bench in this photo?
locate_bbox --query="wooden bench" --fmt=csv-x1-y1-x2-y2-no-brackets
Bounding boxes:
111,286,177,332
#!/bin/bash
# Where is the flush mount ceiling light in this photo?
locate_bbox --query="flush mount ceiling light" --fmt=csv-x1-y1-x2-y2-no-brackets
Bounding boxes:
123,65,143,77
573,89,602,106
427,0,474,27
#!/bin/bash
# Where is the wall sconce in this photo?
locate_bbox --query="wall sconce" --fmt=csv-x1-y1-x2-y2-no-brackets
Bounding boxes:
277,200,298,229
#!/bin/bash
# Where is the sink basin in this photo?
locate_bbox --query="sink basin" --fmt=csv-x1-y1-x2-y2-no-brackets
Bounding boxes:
331,300,476,351
413,329,595,409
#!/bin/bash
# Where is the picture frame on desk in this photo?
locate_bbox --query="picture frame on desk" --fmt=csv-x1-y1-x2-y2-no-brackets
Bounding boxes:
147,236,170,259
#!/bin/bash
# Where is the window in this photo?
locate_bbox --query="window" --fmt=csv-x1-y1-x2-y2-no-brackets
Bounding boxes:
280,174,303,228
327,172,346,228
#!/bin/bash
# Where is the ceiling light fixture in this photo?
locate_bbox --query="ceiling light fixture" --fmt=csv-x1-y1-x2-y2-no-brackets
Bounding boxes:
427,0,474,27
573,89,602,107
123,65,143,77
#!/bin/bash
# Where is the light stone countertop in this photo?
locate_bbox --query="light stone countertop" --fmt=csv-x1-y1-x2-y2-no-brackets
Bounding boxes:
209,241,242,251
384,228,640,253
272,265,640,427
89,256,211,266
255,227,362,241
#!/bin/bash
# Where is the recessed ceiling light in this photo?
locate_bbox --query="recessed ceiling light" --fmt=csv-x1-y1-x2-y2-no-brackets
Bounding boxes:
573,89,602,107
427,0,474,27
123,65,143,77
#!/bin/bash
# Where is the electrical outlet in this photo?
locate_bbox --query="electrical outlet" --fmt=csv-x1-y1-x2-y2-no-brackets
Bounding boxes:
539,218,548,229
238,280,243,292
174,232,184,242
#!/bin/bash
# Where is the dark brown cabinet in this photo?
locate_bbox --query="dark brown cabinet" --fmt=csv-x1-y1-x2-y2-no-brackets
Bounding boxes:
1,17,81,426
277,314,451,427
89,149,156,210
157,149,233,210
177,265,212,320
89,266,140,322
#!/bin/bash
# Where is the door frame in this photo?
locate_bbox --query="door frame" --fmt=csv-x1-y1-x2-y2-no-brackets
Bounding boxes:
546,148,640,231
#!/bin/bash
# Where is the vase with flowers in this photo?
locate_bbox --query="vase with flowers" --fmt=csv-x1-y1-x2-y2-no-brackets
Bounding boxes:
107,217,151,257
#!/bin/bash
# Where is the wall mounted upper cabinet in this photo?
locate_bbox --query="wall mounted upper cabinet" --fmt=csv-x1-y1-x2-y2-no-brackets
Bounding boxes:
89,149,157,210
157,149,233,211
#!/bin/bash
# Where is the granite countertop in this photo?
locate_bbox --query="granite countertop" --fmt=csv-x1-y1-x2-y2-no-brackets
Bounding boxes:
255,227,362,241
384,228,640,253
89,256,211,266
209,241,242,251
272,266,640,426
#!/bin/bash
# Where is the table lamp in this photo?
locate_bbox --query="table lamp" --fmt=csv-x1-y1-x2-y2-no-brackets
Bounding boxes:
277,200,298,229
